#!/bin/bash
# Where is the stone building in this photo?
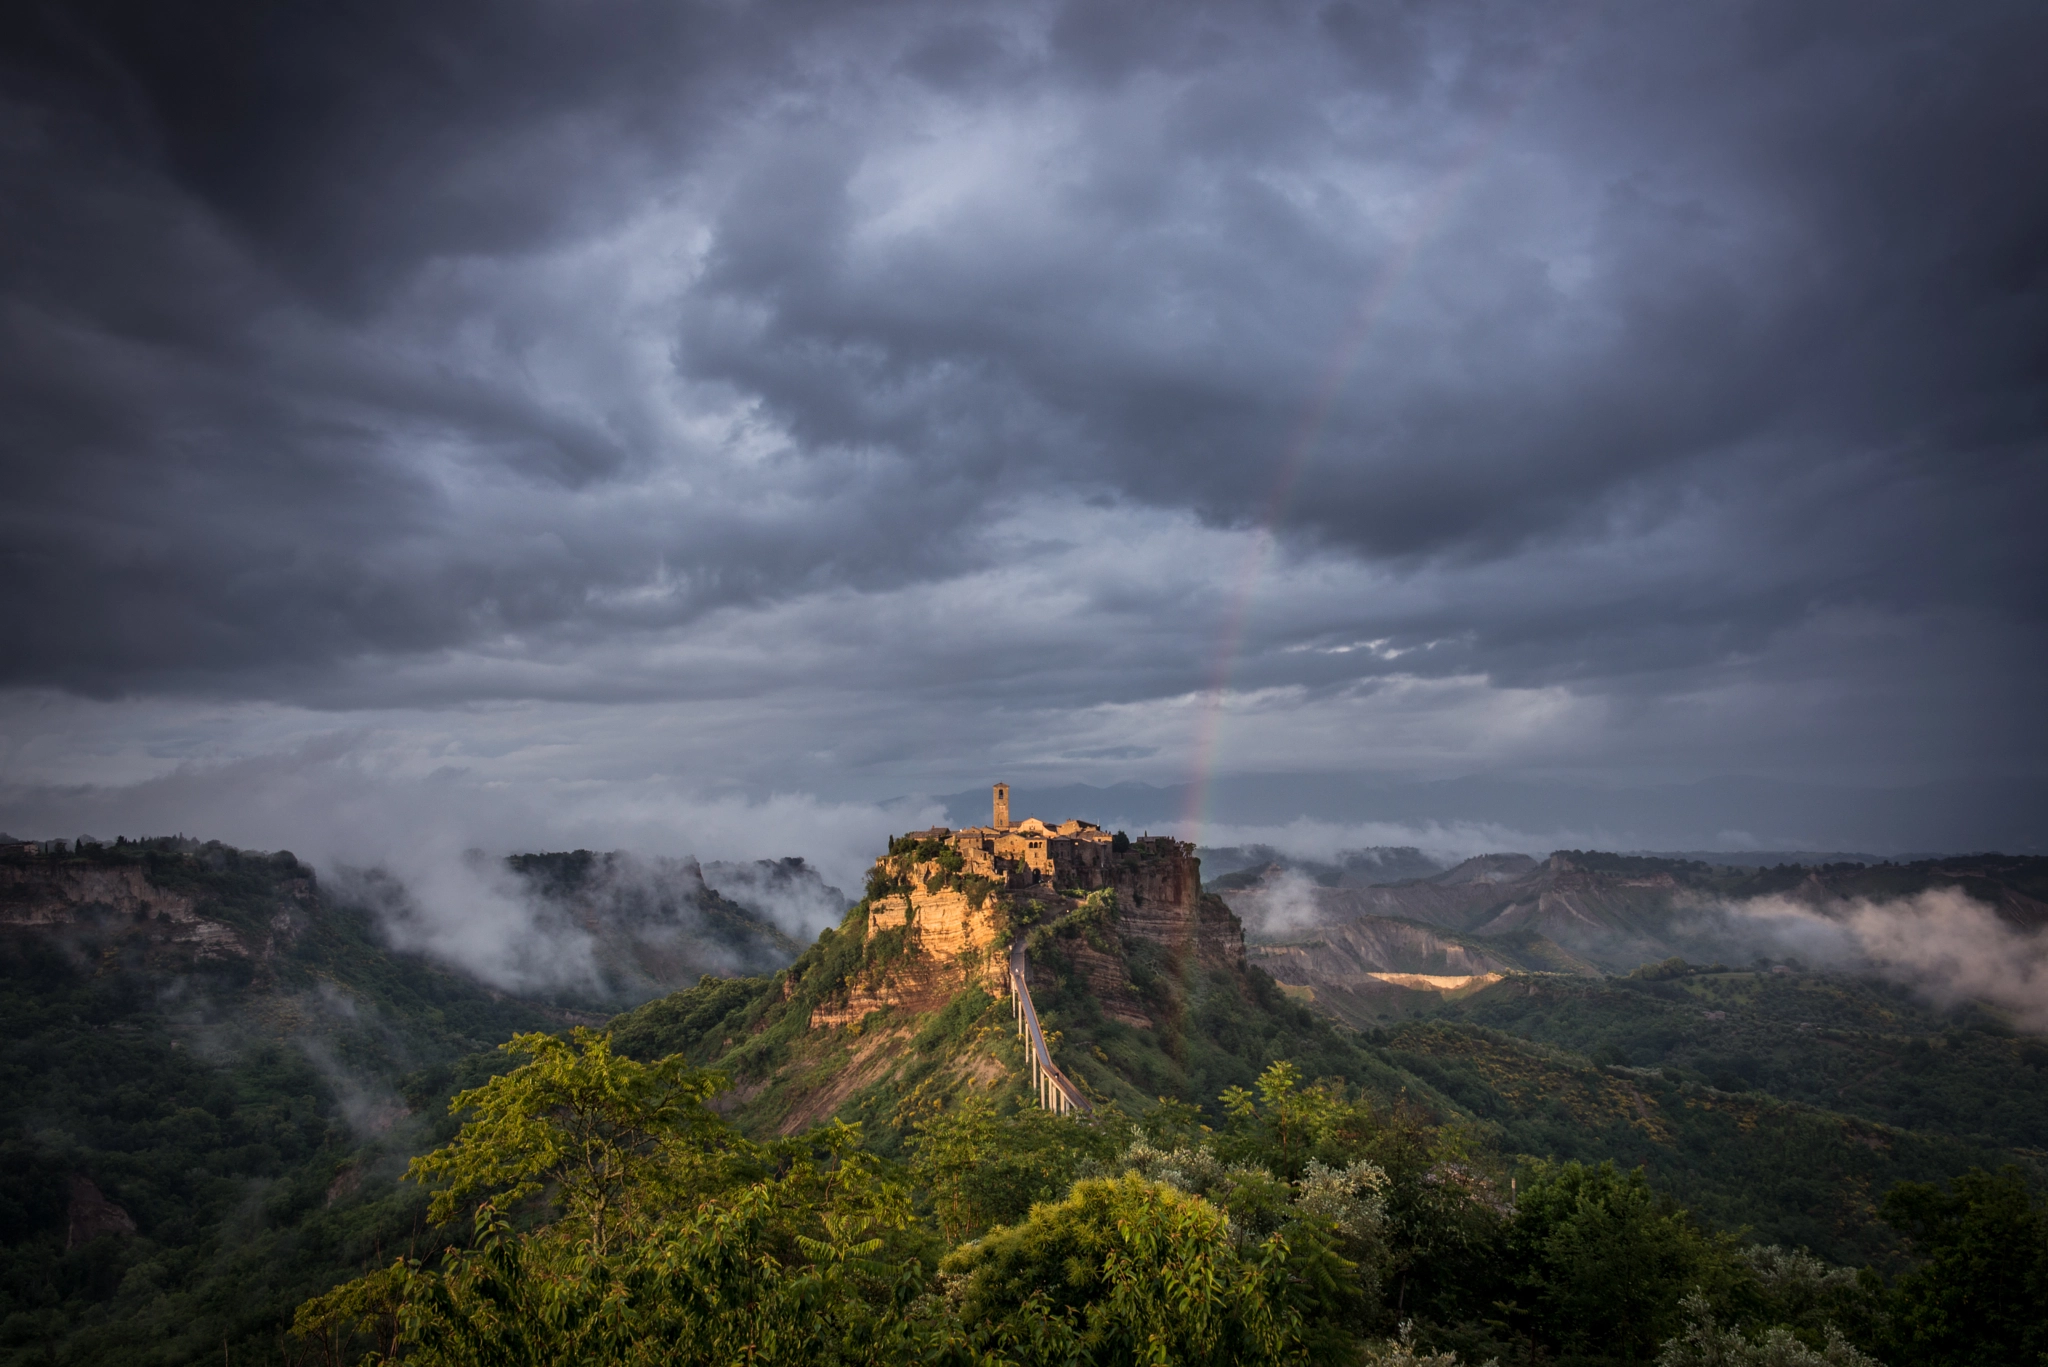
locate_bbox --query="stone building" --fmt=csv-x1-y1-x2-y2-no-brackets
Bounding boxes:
863,784,1213,951
817,783,1242,1032
897,783,1182,889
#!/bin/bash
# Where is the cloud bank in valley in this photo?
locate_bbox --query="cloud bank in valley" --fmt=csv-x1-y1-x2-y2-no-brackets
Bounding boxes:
0,728,921,991
1698,889,2048,1031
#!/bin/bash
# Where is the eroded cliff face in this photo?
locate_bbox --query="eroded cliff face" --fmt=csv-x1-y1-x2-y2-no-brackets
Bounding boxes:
1111,845,1244,963
806,836,1242,1032
1245,916,1523,1029
864,881,1007,962
0,854,308,962
1253,916,1515,980
809,871,1008,1028
650,821,1346,1137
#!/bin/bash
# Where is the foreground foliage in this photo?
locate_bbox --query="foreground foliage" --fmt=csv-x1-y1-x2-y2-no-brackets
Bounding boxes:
289,1031,2048,1367
13,841,2044,1366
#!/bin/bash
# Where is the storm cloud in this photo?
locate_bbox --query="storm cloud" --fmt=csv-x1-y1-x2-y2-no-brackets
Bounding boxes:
1,1,2043,852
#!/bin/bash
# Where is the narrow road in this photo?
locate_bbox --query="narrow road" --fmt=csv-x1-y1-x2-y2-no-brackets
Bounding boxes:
1009,939,1091,1114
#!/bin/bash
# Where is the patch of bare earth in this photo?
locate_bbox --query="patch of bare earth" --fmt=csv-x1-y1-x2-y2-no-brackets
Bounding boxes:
776,1025,916,1134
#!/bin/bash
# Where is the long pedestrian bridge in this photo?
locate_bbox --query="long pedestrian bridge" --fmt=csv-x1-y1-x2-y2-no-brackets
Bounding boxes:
1008,939,1091,1114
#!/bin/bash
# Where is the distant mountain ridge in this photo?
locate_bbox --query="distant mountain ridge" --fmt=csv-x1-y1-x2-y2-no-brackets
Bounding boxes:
701,856,852,938
930,772,2048,853
1201,843,1448,887
1219,850,2048,1030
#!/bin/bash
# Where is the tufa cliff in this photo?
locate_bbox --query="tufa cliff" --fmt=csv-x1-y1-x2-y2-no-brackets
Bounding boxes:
608,785,1402,1141
808,787,1241,1031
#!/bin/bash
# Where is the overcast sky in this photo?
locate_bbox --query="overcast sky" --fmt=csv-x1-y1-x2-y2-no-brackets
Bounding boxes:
2,0,2044,872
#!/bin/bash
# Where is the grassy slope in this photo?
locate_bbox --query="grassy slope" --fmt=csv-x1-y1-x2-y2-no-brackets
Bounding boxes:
1376,1018,2029,1266
1436,969,2048,1144
617,892,2048,1271
609,895,1446,1156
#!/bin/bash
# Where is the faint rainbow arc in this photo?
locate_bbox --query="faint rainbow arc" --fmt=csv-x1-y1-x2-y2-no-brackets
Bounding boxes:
1176,197,1454,844
1176,20,1598,849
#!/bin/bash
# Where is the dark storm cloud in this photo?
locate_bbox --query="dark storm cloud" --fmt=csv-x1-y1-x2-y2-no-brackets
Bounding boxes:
0,0,2043,785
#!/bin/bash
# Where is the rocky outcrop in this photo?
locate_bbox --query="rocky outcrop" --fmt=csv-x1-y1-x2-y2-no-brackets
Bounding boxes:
811,825,1243,1033
810,879,1010,1028
1114,847,1242,965
0,858,266,959
808,951,976,1028
866,883,1006,964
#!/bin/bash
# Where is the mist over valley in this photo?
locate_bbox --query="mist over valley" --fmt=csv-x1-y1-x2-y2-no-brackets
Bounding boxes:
4,0,2047,1360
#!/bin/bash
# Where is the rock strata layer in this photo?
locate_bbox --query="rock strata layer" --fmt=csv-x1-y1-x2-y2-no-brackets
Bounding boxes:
808,813,1243,1031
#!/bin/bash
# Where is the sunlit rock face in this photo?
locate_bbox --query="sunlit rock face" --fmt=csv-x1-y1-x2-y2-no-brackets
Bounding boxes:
808,785,1244,1031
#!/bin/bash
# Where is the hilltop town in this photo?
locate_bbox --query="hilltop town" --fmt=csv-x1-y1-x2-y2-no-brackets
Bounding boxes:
825,783,1240,1026
9,820,2043,1367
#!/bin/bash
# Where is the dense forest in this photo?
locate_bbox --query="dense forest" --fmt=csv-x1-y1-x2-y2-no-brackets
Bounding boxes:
293,1026,2045,1366
2,838,2044,1365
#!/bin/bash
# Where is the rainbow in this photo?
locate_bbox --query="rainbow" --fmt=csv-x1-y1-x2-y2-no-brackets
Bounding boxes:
1177,12,1598,846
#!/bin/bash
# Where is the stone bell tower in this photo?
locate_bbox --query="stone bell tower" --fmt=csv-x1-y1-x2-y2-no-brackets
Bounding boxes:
992,782,1011,829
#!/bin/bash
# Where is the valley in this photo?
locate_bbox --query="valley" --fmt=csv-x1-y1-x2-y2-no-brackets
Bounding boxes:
1,818,2043,1364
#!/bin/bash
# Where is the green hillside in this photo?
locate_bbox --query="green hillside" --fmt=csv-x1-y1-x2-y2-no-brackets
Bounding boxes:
1228,851,2048,978
2,835,2044,1365
616,887,2043,1269
604,856,1436,1149
1434,967,2046,1145
0,840,559,1367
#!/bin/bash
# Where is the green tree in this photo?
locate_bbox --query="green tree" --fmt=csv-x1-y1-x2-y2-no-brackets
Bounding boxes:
1732,1245,1882,1353
1214,1063,1506,1330
1656,1292,1881,1366
1507,1160,1741,1365
296,1031,929,1367
943,1174,1306,1366
407,1028,738,1253
1218,1061,1353,1177
908,1093,1120,1242
1878,1165,2048,1367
